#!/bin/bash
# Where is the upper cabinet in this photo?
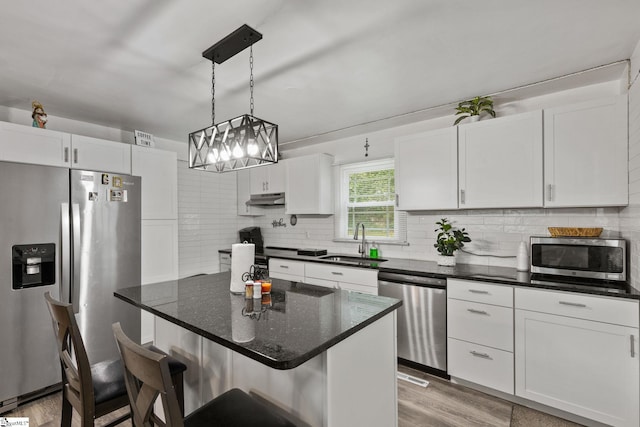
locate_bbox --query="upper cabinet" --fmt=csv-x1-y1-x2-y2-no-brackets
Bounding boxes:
286,153,334,215
131,145,178,220
0,121,71,167
237,168,263,216
395,127,458,211
543,95,628,207
70,135,131,174
250,161,286,194
458,110,543,209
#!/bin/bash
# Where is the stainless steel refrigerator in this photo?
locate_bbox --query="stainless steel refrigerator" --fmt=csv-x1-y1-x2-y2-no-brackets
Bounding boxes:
0,161,141,411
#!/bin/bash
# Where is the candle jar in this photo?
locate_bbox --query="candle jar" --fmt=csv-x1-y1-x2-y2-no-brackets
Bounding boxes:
244,281,254,299
261,280,272,294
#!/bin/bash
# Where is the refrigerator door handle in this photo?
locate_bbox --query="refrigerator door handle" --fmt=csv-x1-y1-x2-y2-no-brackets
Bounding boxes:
60,203,71,303
71,203,81,313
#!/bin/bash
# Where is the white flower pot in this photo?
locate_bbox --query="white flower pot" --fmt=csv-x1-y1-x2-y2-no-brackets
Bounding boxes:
468,115,480,123
437,254,456,266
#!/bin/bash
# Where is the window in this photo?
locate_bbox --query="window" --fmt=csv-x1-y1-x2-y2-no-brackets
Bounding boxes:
336,158,406,242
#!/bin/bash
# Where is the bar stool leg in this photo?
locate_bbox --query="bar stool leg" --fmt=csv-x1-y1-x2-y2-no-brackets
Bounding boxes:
172,372,185,416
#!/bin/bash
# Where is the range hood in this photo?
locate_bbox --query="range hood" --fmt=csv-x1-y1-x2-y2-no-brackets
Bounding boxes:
245,192,285,206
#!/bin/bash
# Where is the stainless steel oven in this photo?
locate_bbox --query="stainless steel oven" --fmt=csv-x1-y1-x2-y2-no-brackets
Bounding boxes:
530,236,626,282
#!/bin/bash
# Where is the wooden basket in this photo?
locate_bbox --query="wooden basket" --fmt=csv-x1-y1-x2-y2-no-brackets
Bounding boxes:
547,227,603,237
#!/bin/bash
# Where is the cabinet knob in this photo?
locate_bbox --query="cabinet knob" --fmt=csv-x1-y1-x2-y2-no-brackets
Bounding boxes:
73,148,78,164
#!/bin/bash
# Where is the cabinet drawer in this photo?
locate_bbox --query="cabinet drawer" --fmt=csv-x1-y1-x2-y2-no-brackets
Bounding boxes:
448,338,514,394
448,279,513,307
305,263,378,287
304,276,338,289
515,288,639,327
448,299,514,351
269,259,305,277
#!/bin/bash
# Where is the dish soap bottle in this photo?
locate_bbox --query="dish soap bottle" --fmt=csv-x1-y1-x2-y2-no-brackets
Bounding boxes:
369,242,379,259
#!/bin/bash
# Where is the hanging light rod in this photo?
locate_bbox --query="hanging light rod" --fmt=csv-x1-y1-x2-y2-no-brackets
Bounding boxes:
189,24,278,173
202,24,262,64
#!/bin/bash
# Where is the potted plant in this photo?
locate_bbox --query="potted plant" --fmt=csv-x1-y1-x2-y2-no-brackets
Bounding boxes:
453,96,496,125
434,218,471,266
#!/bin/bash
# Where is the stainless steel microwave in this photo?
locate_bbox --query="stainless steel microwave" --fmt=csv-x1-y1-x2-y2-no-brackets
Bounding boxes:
530,237,626,282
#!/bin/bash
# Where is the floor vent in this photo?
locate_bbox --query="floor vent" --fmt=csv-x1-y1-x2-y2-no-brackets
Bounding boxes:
397,372,429,388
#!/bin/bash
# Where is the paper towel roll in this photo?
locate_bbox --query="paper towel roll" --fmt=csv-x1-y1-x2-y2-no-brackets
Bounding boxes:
230,295,255,343
230,243,254,293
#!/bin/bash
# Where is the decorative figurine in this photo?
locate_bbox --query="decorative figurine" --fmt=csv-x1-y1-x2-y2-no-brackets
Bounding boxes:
31,101,48,128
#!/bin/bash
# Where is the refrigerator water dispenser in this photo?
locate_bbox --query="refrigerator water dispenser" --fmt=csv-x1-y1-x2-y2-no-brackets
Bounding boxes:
12,243,55,289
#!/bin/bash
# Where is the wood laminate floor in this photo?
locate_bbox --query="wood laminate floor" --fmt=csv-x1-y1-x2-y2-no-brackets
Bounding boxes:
5,365,584,426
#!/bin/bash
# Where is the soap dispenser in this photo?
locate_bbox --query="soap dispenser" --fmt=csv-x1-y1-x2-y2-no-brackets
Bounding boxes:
369,242,379,259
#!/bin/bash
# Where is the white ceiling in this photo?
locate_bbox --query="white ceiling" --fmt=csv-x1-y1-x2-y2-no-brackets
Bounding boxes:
1,1,639,149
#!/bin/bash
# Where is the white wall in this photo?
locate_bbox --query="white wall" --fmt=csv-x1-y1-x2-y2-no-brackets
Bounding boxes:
177,161,252,277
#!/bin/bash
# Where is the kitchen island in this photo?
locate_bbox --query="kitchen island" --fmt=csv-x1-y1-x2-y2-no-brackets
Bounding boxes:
115,272,402,427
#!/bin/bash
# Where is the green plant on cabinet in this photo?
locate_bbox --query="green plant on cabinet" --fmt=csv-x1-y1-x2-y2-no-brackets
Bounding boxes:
453,96,496,125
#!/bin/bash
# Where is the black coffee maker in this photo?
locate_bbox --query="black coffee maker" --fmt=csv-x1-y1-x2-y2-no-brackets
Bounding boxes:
239,227,264,253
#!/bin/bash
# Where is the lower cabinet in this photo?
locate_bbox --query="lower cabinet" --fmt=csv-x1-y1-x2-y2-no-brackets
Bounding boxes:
447,279,514,394
219,253,230,272
304,262,378,295
515,288,639,427
268,258,378,295
268,258,305,282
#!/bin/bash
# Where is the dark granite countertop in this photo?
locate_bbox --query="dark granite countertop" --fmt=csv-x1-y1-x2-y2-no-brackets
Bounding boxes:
114,272,402,370
220,248,640,300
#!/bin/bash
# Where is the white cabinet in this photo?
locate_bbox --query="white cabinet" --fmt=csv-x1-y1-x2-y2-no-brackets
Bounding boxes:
70,134,131,174
140,219,179,343
132,146,178,344
250,161,286,194
515,288,639,427
219,253,231,272
447,279,514,394
0,121,71,167
394,127,458,210
141,220,179,284
131,146,177,220
236,169,263,216
268,258,305,282
458,110,543,209
543,95,628,207
305,263,378,295
268,259,378,295
0,122,132,174
285,153,334,215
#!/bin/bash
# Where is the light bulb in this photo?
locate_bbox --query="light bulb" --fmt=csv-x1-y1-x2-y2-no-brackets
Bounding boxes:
232,144,244,158
221,149,230,161
208,149,219,162
247,142,258,156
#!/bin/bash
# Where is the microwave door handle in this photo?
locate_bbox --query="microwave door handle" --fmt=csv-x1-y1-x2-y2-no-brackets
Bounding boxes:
60,203,71,303
71,203,81,314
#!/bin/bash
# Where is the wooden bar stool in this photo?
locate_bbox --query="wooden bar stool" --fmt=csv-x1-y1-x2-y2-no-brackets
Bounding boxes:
44,292,187,426
113,322,296,427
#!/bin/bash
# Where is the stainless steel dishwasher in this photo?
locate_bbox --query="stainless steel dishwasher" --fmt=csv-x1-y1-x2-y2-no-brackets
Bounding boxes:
378,272,447,377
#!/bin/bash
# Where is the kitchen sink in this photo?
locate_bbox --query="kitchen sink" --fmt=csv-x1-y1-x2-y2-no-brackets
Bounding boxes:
319,255,388,265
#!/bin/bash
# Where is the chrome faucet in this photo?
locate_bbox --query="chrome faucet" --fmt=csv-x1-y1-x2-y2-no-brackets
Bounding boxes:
353,222,367,257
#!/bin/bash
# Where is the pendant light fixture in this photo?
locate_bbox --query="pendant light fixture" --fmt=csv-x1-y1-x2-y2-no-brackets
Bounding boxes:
189,25,278,172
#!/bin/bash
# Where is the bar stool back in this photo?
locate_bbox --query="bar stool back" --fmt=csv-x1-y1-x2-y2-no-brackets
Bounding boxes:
113,322,296,427
45,291,130,427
